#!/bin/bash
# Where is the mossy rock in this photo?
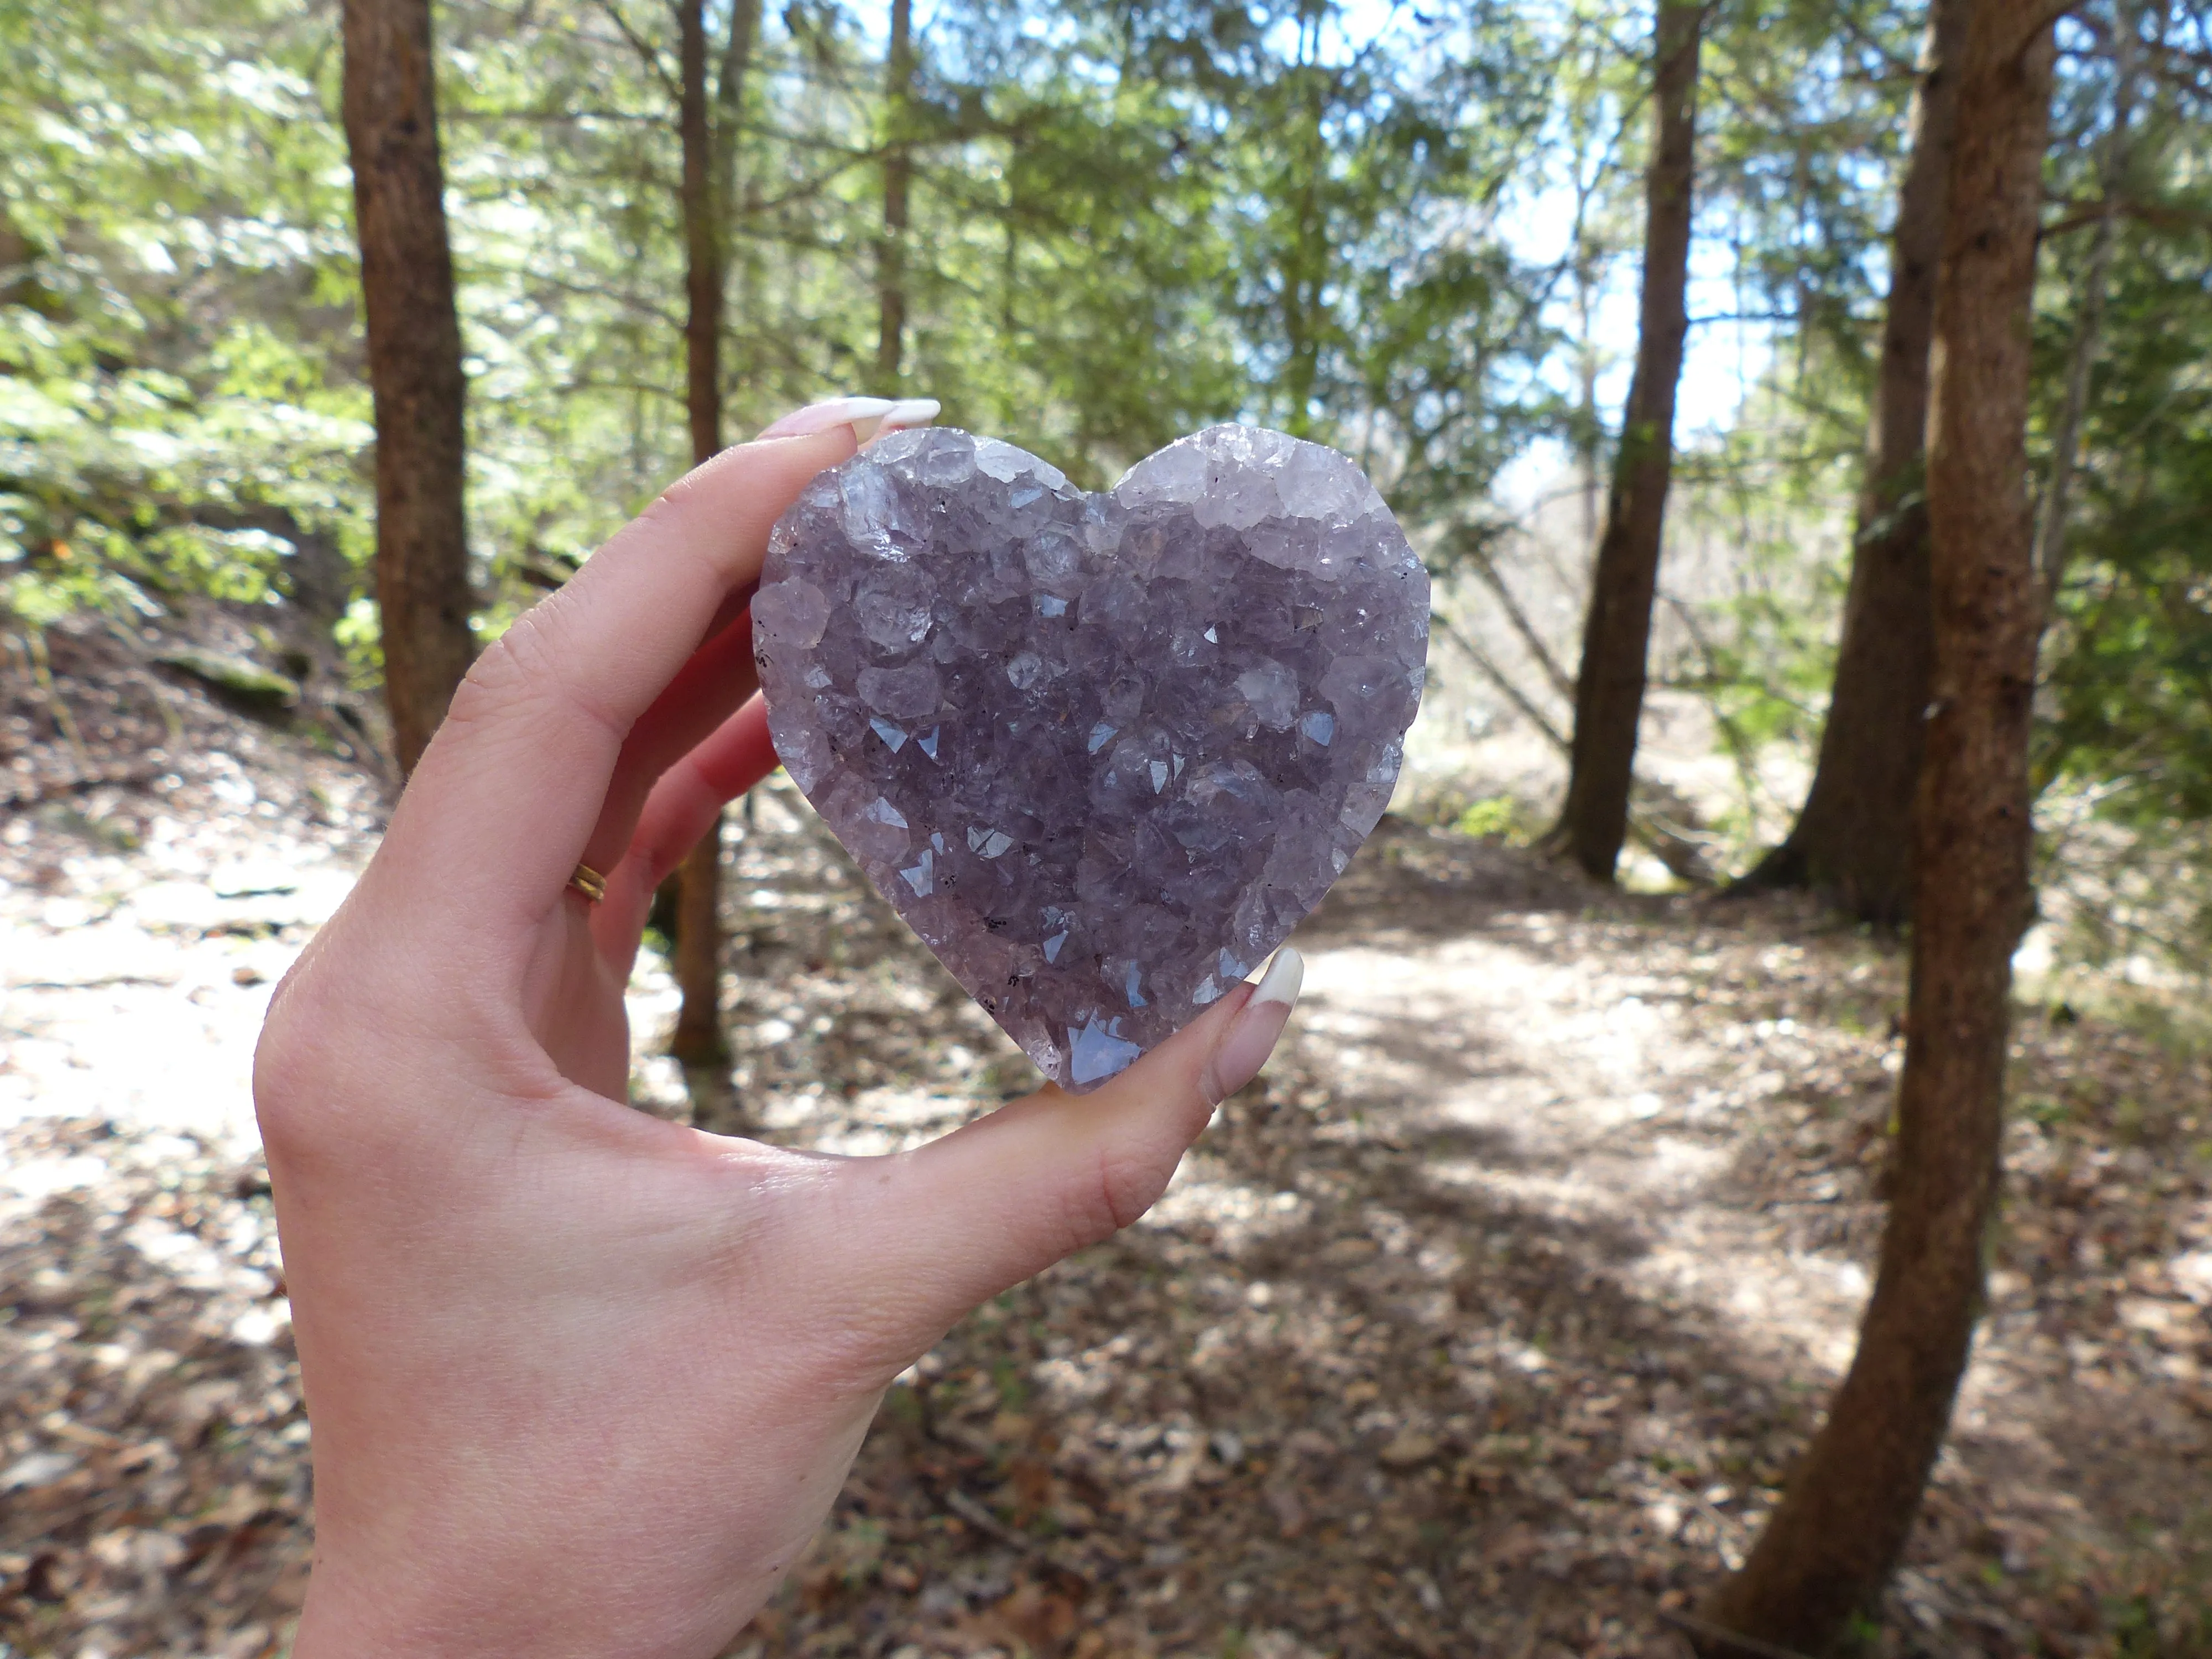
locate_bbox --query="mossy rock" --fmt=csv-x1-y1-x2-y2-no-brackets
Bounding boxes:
155,646,301,711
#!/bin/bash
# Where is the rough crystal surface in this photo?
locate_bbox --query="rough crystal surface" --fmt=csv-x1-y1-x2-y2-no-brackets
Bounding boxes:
756,425,1430,1091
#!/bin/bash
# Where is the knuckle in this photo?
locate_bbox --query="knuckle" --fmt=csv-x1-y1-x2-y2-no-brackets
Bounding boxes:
251,958,344,1158
442,604,623,745
249,932,423,1167
441,611,548,732
810,1294,935,1391
1071,1142,1173,1251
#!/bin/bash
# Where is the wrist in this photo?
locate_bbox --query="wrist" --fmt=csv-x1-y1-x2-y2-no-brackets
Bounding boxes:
289,1557,775,1659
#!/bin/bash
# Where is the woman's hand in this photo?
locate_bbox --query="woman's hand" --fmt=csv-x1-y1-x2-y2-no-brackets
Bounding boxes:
253,402,1302,1659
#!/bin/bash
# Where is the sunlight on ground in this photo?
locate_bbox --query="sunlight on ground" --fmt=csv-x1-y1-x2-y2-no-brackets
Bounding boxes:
8,741,2210,1655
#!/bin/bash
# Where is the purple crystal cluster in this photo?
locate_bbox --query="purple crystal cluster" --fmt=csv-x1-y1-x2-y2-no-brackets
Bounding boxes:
754,425,1430,1091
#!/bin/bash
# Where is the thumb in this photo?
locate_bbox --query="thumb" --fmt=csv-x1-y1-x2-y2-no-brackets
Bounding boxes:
843,949,1304,1334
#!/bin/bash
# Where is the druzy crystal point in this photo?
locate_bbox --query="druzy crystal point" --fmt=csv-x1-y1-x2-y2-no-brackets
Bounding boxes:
755,425,1430,1091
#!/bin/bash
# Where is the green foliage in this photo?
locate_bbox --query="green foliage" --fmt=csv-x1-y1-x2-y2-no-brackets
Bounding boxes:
1699,0,1923,397
2030,10,2212,965
2039,228,2212,823
7,0,2212,999
1106,0,1558,502
5,0,1568,644
1451,793,1538,842
0,0,369,628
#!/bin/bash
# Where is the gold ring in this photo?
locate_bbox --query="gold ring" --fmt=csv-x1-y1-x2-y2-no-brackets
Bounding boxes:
567,862,608,904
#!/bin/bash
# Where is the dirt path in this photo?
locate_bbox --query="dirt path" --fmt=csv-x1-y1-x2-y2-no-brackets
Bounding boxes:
4,637,2209,1656
708,808,2209,1657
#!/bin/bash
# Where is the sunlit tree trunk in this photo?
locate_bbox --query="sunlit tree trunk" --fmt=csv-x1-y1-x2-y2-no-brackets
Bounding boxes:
877,0,914,384
1550,0,1701,881
1277,41,1330,439
1742,0,1966,924
340,0,476,777
1698,5,2056,1648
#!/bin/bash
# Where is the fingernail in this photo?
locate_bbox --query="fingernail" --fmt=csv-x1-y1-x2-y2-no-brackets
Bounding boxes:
757,397,894,440
1203,947,1303,1105
854,397,941,447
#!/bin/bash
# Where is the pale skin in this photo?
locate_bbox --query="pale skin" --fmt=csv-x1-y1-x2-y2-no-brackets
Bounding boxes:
253,401,1302,1658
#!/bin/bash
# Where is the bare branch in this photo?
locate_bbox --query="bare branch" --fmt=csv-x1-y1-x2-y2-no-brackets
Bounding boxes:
1446,528,1577,703
597,0,681,103
1430,611,1570,755
2041,193,2212,238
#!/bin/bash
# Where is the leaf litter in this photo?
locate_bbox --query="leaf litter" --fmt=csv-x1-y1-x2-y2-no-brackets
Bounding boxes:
4,617,2210,1657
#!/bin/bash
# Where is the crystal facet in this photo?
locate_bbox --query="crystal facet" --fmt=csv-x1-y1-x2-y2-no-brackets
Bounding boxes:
756,425,1431,1091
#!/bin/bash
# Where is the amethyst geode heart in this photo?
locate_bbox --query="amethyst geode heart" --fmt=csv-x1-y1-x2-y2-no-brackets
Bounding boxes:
754,425,1429,1091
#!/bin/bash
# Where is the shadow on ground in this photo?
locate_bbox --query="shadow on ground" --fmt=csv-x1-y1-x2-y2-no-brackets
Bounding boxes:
3,712,2208,1657
703,800,2212,1658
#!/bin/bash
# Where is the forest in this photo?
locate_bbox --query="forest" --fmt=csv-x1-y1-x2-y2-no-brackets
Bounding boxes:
4,0,2212,1653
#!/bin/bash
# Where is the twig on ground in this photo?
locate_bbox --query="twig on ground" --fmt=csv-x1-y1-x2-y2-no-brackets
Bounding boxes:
1657,1606,1820,1659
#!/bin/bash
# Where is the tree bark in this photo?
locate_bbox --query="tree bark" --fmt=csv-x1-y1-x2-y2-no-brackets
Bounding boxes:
1698,6,2056,1650
679,0,721,474
667,0,741,1073
669,831,729,1069
1743,0,1966,924
1551,0,1702,883
877,0,914,385
340,0,476,778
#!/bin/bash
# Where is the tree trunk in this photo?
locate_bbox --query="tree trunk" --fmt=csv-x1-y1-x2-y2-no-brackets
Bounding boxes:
679,0,720,473
1698,7,2056,1650
2033,2,2141,595
877,0,914,385
1550,0,1701,883
714,0,761,368
1570,147,1604,560
669,0,732,1073
1742,0,1968,925
669,833,729,1069
339,0,476,778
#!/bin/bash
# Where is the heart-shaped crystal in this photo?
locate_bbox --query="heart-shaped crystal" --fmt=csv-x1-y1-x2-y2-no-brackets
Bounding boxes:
754,425,1430,1091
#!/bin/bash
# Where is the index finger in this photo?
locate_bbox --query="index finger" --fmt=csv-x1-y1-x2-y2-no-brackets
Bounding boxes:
383,426,858,945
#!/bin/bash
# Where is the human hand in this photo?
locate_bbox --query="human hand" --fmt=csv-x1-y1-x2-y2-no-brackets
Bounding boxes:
253,398,1303,1659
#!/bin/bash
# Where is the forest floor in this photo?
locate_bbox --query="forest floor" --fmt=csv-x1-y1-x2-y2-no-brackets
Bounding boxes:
5,614,2212,1659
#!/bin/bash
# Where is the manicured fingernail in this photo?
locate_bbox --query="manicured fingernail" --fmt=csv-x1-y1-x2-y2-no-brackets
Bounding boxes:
855,397,942,447
1203,947,1303,1105
757,397,894,440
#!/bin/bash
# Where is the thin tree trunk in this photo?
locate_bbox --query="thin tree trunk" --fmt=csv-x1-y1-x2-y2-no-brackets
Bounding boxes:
713,0,761,417
1280,63,1330,437
1571,150,1604,559
1698,7,2056,1649
340,0,476,778
678,1,720,472
1551,0,1702,882
669,0,731,1072
1577,348,1601,558
713,0,759,237
2033,3,2141,595
1741,0,1966,924
1466,544,1575,703
877,0,914,385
